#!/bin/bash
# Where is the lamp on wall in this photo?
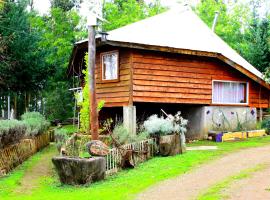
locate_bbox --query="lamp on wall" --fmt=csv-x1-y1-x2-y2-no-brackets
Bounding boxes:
99,31,109,42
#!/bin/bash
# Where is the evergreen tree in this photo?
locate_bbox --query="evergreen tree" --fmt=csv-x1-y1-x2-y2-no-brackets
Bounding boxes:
248,18,270,73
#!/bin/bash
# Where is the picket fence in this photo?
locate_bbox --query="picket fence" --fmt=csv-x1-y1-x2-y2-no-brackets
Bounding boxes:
0,132,51,176
105,138,156,175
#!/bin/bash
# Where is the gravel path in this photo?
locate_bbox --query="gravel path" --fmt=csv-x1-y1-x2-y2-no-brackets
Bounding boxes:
136,145,270,200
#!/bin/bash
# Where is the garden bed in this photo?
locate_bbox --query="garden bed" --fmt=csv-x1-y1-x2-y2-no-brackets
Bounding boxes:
0,131,51,176
209,130,266,142
105,138,156,176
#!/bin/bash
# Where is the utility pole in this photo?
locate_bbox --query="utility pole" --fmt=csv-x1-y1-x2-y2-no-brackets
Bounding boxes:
88,17,99,140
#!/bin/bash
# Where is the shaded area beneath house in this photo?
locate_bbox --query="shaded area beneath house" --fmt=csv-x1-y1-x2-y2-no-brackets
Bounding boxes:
98,103,258,139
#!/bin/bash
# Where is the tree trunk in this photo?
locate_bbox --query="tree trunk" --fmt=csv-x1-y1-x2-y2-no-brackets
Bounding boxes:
52,156,106,185
14,95,17,119
159,134,180,156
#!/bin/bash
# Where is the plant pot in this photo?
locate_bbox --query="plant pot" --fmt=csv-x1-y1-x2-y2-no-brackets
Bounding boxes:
52,156,106,185
159,134,180,156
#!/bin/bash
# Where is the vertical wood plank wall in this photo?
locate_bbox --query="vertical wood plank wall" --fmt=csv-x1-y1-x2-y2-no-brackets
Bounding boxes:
131,49,269,108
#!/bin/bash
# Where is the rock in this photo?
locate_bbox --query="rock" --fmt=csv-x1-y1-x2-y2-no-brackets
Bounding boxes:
159,134,180,156
86,140,109,156
52,156,106,185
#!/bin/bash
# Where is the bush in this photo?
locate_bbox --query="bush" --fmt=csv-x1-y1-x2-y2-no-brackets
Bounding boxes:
21,112,44,120
112,124,149,145
78,54,105,133
262,117,270,133
0,120,26,148
54,128,69,151
21,112,50,137
143,112,188,136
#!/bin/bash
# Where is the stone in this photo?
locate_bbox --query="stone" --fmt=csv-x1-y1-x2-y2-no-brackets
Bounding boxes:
52,156,106,185
86,140,109,156
159,134,180,156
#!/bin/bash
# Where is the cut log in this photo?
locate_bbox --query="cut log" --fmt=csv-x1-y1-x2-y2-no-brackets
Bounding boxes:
52,156,106,185
121,149,135,168
86,140,109,156
159,134,180,156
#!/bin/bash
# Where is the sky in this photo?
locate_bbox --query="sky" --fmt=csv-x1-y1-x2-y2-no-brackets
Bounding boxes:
33,0,190,15
33,0,268,17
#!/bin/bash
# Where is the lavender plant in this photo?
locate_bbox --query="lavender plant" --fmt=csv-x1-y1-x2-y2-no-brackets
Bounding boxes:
143,111,188,136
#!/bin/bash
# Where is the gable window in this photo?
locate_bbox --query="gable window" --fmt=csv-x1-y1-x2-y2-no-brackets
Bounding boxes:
101,51,119,81
212,81,248,104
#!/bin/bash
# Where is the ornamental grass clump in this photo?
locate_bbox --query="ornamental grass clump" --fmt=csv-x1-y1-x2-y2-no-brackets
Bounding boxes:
0,120,26,149
21,112,50,137
54,128,69,151
112,124,150,145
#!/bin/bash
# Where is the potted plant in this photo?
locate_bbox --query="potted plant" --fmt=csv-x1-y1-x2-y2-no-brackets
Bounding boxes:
143,111,188,156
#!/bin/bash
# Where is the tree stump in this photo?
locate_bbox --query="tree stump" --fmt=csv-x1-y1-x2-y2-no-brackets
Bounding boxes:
159,134,180,156
52,156,106,185
86,140,109,156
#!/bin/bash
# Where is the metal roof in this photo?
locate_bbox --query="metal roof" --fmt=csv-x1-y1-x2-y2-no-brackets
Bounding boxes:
76,6,264,81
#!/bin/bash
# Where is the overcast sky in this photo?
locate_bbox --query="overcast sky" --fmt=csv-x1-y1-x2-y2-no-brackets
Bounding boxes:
33,0,193,15
33,0,268,17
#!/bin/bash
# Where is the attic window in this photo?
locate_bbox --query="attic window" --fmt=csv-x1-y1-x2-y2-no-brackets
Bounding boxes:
101,51,119,81
212,80,248,104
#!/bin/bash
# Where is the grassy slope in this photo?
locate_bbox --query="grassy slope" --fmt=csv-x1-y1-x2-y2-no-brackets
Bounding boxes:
1,137,270,200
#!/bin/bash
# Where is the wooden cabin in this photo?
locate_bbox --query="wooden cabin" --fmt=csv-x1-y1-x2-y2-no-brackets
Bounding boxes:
68,7,270,139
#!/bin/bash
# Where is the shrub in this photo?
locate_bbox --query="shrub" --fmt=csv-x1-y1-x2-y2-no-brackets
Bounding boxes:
21,112,50,137
21,112,44,120
0,120,26,148
262,117,270,133
54,128,69,151
144,111,188,136
77,54,105,133
112,124,149,145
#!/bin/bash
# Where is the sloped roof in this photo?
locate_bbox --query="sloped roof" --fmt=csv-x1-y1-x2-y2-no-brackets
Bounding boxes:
74,6,268,88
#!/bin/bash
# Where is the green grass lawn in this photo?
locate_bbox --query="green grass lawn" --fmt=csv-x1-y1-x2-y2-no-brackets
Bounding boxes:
57,124,78,135
1,137,270,200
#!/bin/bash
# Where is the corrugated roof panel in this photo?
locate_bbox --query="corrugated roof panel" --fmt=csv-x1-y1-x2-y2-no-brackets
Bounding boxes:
76,6,263,79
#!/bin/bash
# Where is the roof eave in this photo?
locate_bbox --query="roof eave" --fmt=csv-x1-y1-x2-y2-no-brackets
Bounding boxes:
69,39,270,90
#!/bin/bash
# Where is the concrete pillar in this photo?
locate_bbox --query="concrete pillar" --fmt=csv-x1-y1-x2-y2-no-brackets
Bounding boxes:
123,106,136,135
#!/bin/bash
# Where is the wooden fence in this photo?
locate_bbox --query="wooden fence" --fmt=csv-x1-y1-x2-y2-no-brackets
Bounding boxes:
0,132,51,176
105,138,156,176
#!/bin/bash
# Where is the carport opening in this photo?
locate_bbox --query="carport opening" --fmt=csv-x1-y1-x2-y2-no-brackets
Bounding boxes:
135,102,205,139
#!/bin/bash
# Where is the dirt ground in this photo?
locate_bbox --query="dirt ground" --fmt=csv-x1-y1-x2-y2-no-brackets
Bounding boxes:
136,145,270,200
225,165,270,200
15,144,57,194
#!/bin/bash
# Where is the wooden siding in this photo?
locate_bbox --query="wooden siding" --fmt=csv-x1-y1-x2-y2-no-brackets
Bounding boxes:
131,50,269,108
96,47,132,107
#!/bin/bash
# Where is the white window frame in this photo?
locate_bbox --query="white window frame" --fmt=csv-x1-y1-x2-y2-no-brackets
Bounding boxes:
212,80,249,105
101,50,119,82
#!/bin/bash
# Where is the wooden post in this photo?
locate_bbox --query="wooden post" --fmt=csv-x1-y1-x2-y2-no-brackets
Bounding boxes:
88,25,99,140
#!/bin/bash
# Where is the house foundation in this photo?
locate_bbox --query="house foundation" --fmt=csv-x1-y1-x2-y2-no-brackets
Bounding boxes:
187,106,257,139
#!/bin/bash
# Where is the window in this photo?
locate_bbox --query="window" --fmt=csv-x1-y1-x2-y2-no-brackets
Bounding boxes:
212,81,248,104
101,51,119,81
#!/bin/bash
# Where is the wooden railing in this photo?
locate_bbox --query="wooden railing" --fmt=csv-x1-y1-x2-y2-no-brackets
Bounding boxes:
0,132,51,176
105,138,156,176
